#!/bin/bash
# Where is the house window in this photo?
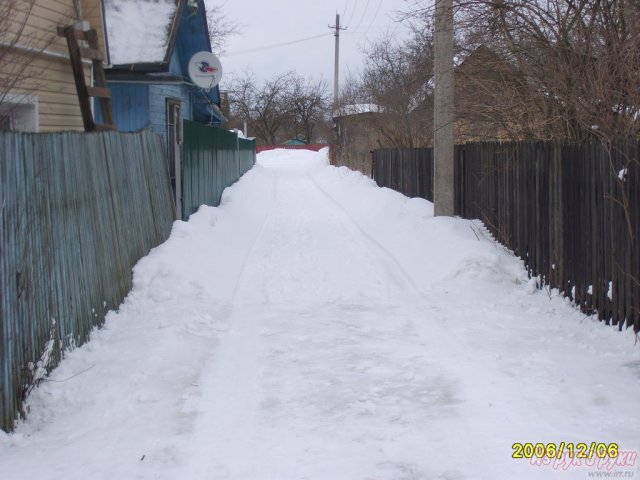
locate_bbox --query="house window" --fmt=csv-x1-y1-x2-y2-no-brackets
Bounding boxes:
0,94,39,132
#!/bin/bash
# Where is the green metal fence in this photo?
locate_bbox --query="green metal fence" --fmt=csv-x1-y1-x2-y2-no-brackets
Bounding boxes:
0,129,175,432
181,121,256,219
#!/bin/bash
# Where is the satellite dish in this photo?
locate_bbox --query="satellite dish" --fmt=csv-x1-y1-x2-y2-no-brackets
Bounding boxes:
188,51,223,89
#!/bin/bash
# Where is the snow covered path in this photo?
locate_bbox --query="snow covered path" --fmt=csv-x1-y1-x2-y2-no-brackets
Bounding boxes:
1,149,639,479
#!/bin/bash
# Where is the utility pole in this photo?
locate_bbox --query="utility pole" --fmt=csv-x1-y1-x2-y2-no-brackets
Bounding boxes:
329,13,346,112
433,0,455,216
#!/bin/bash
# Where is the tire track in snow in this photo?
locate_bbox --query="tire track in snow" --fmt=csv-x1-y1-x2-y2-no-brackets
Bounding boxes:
176,172,281,479
307,172,421,296
229,174,279,303
177,166,460,479
305,172,465,342
177,156,595,480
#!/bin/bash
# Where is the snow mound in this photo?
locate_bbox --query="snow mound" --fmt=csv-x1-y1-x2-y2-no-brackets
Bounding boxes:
310,153,526,287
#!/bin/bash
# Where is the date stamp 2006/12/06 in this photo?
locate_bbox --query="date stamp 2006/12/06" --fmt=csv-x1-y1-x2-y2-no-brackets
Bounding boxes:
512,442,619,460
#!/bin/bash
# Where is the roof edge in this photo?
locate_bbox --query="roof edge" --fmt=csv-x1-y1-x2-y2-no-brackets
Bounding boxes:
107,61,171,73
163,0,186,65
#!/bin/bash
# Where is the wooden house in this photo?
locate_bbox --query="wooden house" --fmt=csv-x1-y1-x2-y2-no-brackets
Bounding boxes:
454,45,534,142
99,0,224,141
332,104,385,175
0,0,108,132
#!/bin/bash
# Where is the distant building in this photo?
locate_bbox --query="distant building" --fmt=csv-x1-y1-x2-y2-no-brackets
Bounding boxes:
332,104,384,175
454,45,533,142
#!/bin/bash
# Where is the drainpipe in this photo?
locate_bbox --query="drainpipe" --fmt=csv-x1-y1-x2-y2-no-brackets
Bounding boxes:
73,0,83,19
72,0,93,115
72,0,89,31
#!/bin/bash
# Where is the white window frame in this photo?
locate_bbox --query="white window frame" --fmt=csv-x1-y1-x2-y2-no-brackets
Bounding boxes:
0,93,39,132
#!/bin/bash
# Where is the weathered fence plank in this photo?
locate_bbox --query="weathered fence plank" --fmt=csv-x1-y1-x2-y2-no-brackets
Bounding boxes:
0,129,174,432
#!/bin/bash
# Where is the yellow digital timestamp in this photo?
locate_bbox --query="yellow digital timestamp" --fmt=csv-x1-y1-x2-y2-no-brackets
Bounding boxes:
512,442,619,460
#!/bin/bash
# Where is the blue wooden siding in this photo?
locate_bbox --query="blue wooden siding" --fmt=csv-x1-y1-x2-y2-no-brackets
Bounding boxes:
102,82,197,141
97,84,150,132
181,87,192,121
148,84,193,141
168,48,182,76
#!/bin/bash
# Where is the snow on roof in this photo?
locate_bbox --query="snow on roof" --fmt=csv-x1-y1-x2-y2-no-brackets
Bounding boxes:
104,0,177,65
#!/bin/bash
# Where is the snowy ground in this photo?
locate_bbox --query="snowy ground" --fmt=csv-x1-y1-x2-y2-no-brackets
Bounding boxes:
1,148,639,480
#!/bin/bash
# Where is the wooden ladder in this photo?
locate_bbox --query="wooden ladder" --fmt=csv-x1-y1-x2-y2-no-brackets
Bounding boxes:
58,25,115,132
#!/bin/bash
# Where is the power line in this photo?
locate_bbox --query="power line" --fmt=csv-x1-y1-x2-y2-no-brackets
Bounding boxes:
345,0,359,26
225,33,333,56
359,0,383,38
351,0,371,32
346,25,413,36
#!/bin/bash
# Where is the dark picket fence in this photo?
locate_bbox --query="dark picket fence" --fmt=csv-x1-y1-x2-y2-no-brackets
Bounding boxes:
372,141,640,332
182,121,256,219
372,149,434,199
0,130,175,432
333,149,374,178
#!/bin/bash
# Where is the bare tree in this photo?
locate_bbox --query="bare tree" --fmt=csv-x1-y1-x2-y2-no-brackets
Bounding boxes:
228,72,330,145
344,28,435,149
0,0,63,105
229,71,295,144
206,3,240,55
405,0,640,141
288,76,330,143
0,0,80,133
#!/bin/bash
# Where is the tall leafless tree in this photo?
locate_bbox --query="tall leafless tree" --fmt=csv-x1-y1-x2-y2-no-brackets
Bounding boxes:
339,27,435,149
405,0,640,141
228,72,329,144
206,2,240,55
288,75,330,143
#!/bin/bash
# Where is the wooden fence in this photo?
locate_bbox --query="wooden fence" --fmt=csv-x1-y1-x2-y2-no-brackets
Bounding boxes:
372,141,639,332
181,121,256,219
333,149,375,178
371,149,433,196
0,130,175,431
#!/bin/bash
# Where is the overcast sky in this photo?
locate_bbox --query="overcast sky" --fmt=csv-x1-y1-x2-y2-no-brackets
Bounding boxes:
206,0,415,87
